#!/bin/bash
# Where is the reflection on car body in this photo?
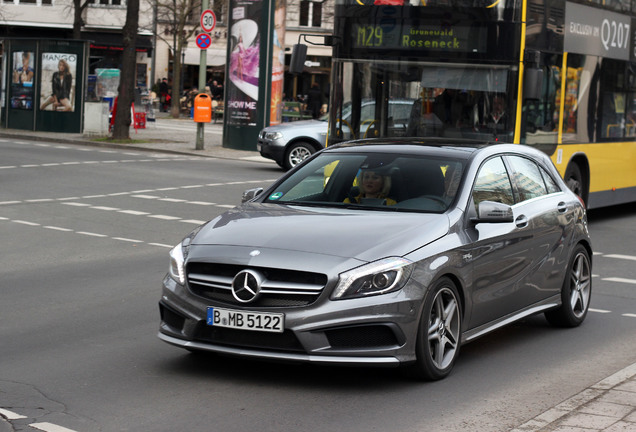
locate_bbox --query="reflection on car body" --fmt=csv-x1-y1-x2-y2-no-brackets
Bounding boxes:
159,138,592,380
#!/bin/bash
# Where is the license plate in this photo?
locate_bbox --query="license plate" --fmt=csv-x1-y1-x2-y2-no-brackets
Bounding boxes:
207,307,284,333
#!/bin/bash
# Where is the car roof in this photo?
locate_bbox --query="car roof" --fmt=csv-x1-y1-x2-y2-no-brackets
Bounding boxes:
324,138,490,160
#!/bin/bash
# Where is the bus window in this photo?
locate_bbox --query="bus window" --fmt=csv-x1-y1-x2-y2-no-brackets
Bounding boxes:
598,59,631,140
523,55,560,146
329,61,515,143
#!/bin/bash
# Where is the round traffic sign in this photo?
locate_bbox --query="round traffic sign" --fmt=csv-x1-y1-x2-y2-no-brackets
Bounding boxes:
196,33,212,49
200,9,216,33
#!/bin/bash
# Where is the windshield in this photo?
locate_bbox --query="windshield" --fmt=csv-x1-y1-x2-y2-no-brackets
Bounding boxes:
329,61,514,144
263,151,465,213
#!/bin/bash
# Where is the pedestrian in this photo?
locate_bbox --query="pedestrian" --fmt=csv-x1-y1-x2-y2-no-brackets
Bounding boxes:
307,82,322,119
159,78,169,112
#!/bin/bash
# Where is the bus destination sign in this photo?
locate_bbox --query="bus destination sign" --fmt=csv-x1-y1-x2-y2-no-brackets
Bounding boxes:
352,22,486,53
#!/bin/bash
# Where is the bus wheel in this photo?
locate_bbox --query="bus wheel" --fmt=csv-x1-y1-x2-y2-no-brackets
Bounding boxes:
564,163,584,200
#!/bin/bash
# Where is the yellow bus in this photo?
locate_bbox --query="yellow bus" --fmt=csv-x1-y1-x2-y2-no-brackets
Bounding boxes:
322,0,636,209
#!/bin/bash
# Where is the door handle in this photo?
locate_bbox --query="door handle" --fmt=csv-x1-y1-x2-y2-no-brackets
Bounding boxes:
557,202,568,213
515,215,528,228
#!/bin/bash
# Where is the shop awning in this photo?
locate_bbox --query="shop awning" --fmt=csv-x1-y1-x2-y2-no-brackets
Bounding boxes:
183,47,226,66
82,31,153,53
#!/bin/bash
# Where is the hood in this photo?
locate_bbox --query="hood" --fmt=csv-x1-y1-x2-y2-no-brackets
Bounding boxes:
193,203,450,262
266,119,326,133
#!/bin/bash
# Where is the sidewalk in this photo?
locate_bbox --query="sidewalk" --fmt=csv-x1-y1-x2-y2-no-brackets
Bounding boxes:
0,112,276,164
1,118,636,431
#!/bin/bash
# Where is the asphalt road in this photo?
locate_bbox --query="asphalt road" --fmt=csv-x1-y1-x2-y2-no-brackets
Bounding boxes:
1,138,635,432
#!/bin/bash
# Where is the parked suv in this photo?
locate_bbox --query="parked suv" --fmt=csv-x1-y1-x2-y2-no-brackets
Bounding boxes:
257,99,415,170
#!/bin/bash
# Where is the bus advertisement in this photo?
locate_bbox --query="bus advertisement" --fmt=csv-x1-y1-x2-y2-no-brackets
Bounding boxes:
325,0,636,209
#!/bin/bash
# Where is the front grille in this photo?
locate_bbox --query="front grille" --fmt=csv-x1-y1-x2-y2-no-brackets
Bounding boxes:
186,263,328,307
194,324,305,353
325,325,399,350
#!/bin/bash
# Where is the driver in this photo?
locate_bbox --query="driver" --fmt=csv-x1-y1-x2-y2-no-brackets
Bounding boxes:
344,168,397,205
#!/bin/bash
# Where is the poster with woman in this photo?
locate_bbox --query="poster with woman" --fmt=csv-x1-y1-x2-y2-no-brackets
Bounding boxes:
227,0,262,126
39,53,77,112
10,51,35,110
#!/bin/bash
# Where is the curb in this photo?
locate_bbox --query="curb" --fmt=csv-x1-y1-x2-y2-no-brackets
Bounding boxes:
511,362,636,431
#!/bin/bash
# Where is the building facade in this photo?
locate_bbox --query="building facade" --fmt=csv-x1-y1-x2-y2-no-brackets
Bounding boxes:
2,0,333,112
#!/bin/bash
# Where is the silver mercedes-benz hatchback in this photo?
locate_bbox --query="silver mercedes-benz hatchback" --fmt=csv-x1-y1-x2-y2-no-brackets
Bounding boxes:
159,139,592,380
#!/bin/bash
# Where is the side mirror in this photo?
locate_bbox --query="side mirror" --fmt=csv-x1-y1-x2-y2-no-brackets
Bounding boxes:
473,201,514,223
289,44,307,75
524,67,544,101
242,187,264,203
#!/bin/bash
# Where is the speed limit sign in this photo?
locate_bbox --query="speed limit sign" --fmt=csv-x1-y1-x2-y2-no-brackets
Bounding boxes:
200,9,216,33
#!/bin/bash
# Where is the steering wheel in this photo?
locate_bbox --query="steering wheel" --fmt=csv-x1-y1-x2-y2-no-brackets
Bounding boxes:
420,195,447,208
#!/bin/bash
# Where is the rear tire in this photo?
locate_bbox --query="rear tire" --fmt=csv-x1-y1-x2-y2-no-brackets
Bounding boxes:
405,277,461,380
545,244,591,327
284,142,315,170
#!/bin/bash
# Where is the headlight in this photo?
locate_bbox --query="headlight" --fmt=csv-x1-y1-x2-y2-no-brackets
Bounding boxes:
168,225,204,285
332,257,413,300
264,131,283,140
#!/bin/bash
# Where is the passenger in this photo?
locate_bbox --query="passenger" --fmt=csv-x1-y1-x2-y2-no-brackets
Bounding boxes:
344,169,397,205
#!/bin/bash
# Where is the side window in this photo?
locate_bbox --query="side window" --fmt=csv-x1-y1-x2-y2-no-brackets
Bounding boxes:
472,157,515,211
507,156,548,202
540,166,561,194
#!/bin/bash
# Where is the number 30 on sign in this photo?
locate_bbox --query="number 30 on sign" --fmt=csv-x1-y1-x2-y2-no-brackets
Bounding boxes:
201,9,217,33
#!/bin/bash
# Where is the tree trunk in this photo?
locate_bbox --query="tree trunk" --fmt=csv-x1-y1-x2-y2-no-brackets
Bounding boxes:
170,46,182,118
112,0,140,140
73,0,83,39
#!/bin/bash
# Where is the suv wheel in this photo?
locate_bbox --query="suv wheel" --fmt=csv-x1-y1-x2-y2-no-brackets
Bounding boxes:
285,142,315,170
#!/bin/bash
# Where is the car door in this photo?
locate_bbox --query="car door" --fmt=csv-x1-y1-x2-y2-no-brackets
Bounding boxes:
465,156,537,329
504,155,573,304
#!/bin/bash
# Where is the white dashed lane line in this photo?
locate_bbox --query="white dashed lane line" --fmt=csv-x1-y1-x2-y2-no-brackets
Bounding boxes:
1,217,171,248
0,408,78,431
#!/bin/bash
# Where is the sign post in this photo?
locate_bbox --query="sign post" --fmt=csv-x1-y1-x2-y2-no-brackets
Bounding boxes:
195,6,216,150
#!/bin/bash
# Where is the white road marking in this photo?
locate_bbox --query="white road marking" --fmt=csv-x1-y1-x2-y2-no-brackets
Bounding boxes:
113,237,144,243
149,243,173,248
132,195,160,199
44,226,73,232
30,422,78,432
589,308,611,313
623,313,636,318
0,408,27,419
13,220,40,226
180,219,207,225
149,215,181,220
77,231,108,237
602,277,636,285
118,210,150,215
91,206,119,211
604,254,636,261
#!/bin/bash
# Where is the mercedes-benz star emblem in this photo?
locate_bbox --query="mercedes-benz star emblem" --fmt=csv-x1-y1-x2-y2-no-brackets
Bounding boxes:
231,269,263,303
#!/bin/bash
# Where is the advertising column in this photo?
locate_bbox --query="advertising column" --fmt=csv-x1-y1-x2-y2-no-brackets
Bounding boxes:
223,0,283,150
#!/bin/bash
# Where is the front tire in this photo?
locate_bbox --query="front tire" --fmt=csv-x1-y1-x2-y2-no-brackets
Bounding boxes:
406,277,462,380
284,142,315,170
545,244,591,327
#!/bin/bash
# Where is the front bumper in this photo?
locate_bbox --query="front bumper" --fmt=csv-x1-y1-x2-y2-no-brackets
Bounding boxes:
257,138,286,164
158,275,422,367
